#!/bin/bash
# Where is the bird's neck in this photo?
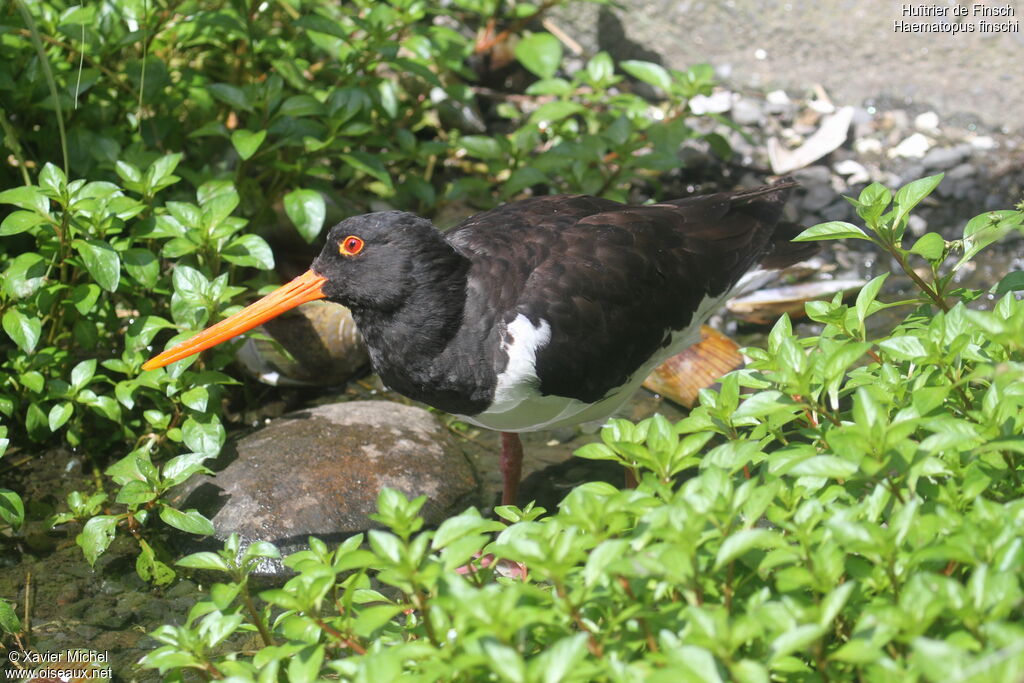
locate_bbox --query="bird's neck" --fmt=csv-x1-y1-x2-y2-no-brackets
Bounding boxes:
351,241,471,383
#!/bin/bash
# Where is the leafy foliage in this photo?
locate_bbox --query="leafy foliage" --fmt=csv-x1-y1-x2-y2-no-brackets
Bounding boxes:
0,0,735,580
143,183,1024,680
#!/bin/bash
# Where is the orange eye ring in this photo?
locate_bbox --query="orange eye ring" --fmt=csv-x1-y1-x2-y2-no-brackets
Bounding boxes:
339,235,364,256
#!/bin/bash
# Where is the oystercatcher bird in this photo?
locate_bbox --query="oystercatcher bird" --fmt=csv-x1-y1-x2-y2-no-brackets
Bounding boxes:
142,180,811,505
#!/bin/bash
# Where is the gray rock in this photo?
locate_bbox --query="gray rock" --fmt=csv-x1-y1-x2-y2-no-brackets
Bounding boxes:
802,183,835,213
907,214,928,237
946,162,976,180
173,401,479,574
793,164,832,186
731,98,764,125
921,144,973,171
819,200,852,222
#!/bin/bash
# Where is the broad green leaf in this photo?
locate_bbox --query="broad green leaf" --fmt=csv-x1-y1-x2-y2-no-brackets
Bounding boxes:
793,221,871,242
71,283,102,315
340,152,393,190
76,515,119,565
0,185,50,214
182,416,226,456
208,83,252,112
620,60,672,91
222,234,274,269
788,456,858,479
994,271,1024,296
2,309,41,353
879,335,928,360
230,129,266,160
72,238,120,292
715,529,780,569
176,552,230,571
0,210,47,236
909,232,945,262
0,490,24,531
71,358,97,390
116,479,157,505
0,598,18,634
515,32,562,79
893,173,944,224
3,252,47,299
460,135,503,160
283,189,326,243
855,274,888,329
123,248,159,288
159,506,215,535
48,402,73,431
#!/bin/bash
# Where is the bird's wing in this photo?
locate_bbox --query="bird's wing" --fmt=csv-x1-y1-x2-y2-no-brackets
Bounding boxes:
517,185,800,402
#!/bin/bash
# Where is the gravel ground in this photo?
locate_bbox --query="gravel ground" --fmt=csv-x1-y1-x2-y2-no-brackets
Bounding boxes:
555,0,1024,130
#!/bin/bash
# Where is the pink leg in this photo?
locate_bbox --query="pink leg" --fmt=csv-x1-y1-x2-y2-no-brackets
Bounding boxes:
500,432,524,506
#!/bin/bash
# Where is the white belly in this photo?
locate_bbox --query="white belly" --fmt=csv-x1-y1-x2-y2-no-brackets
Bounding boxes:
460,292,726,432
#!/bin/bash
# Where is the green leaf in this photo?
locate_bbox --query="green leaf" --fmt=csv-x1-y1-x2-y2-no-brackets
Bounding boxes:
0,490,25,531
792,221,871,242
893,173,944,224
788,456,858,479
182,416,226,457
2,309,41,353
222,234,275,269
123,248,159,288
994,271,1024,296
0,598,19,634
0,210,47,236
3,252,47,299
715,529,780,569
72,238,120,292
287,644,325,683
514,32,562,79
482,640,526,683
71,358,97,390
855,273,888,329
620,60,672,91
879,335,928,360
340,152,393,191
71,283,102,315
159,506,215,535
460,135,504,160
48,402,73,431
176,552,230,571
180,386,209,412
283,189,326,243
230,129,266,160
0,185,50,214
38,162,67,197
208,83,253,112
909,232,945,262
76,515,119,566
116,479,157,505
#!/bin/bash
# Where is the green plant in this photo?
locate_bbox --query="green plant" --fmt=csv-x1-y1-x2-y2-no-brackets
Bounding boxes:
141,180,1024,680
0,425,23,535
458,47,726,203
0,158,271,581
1,0,738,582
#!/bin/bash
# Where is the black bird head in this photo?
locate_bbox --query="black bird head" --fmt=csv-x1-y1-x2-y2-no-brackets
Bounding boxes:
313,211,437,312
140,210,461,371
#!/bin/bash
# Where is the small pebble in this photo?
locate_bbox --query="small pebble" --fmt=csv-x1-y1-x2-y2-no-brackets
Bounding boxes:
688,91,732,115
889,133,931,159
914,111,940,134
854,137,884,155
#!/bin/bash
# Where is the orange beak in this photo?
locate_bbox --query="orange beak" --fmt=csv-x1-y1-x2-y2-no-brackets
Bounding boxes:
141,269,328,371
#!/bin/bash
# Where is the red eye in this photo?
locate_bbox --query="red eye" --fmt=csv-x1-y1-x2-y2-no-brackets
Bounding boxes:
339,235,364,256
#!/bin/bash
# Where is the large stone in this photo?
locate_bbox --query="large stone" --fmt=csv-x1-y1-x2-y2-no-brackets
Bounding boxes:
173,401,479,572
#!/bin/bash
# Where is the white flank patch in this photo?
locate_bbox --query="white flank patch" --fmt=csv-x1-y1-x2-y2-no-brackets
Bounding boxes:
462,291,734,433
490,314,551,410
